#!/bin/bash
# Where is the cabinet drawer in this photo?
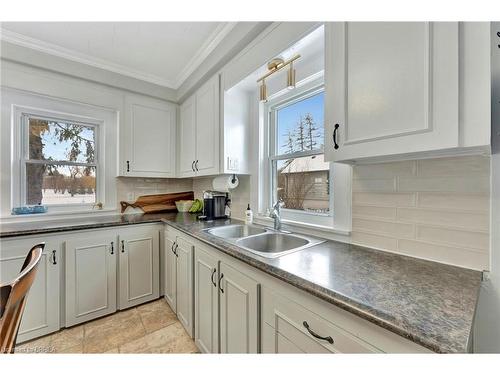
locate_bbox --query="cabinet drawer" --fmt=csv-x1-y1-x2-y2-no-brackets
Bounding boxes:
262,287,380,353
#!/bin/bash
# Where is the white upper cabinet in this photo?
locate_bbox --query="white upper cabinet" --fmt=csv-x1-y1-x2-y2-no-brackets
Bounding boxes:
178,75,220,177
324,22,490,163
121,94,176,177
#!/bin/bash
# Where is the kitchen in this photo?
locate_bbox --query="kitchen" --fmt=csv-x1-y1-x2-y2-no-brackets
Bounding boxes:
0,0,499,372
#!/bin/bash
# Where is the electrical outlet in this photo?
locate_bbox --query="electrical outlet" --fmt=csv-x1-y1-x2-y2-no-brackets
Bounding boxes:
227,157,239,171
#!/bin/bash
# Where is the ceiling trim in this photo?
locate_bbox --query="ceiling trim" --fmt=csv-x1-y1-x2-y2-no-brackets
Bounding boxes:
0,23,237,89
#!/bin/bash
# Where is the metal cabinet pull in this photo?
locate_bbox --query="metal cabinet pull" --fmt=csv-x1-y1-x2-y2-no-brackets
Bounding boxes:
174,243,179,257
110,241,114,255
126,160,130,172
121,240,125,253
332,124,340,150
218,273,224,293
51,250,57,265
171,242,175,254
211,268,217,287
195,160,199,171
191,161,195,172
302,321,334,344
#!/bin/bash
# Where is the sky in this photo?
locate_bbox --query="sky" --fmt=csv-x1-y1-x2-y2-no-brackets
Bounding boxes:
277,91,324,154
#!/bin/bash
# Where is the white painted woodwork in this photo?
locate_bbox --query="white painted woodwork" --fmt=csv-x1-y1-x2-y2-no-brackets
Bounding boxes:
325,22,462,162
0,236,60,343
219,261,259,353
65,232,117,326
175,236,194,337
164,230,177,312
118,226,160,309
178,75,220,177
178,95,197,177
195,76,220,176
122,94,176,177
194,245,219,353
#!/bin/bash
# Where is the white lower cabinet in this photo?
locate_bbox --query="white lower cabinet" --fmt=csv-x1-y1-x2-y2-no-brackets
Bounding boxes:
219,261,259,353
194,245,219,353
0,235,61,343
65,231,117,326
118,226,160,309
193,242,260,353
164,228,194,337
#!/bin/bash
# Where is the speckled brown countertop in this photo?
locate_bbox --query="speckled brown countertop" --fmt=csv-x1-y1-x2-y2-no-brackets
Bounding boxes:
0,212,482,353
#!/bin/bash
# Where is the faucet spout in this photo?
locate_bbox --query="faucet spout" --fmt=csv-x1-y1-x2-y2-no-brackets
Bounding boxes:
269,199,285,231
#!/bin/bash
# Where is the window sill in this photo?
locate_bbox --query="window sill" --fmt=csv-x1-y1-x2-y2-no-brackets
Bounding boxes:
253,214,351,241
0,208,119,223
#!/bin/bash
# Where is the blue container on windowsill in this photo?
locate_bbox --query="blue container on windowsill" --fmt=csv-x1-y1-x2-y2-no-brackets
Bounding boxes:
11,205,48,215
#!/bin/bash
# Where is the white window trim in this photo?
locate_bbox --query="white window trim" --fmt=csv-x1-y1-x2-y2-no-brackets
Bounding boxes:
257,74,352,234
19,111,102,209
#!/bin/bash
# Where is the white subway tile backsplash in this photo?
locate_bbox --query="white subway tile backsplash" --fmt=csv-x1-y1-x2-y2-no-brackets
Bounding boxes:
416,155,490,177
397,208,489,231
352,218,415,239
352,155,490,270
397,240,489,270
417,192,489,212
398,176,489,193
416,225,489,251
352,205,397,220
353,192,416,207
352,178,396,193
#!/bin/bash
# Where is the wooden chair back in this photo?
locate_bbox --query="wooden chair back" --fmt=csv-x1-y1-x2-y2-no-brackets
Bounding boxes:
0,243,44,353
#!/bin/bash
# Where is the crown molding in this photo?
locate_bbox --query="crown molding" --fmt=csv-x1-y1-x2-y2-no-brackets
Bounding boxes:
0,23,237,90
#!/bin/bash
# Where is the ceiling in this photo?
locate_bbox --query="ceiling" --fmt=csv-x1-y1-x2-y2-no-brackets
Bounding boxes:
0,22,237,89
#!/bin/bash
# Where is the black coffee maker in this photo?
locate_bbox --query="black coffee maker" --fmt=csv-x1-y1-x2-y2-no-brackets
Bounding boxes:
200,191,228,220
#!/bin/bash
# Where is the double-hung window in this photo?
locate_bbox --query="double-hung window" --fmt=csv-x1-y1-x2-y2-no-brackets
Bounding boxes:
21,113,98,207
268,84,333,227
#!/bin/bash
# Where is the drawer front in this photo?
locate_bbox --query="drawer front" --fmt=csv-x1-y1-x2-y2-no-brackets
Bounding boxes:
262,288,380,353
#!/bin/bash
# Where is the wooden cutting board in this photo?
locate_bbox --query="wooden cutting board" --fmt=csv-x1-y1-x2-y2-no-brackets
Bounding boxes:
120,191,194,213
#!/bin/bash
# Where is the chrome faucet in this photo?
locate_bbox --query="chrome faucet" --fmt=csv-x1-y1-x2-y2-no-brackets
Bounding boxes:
269,199,285,231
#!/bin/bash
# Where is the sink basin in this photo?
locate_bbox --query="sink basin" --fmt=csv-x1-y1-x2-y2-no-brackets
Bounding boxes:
235,232,324,258
206,224,267,239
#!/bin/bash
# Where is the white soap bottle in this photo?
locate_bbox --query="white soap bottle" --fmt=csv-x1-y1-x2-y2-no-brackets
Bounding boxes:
245,204,253,224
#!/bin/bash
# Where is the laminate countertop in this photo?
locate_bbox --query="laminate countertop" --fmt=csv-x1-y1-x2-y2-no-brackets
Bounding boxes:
0,212,482,353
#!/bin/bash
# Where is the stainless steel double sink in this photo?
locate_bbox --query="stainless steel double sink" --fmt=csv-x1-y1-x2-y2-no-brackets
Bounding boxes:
204,224,325,258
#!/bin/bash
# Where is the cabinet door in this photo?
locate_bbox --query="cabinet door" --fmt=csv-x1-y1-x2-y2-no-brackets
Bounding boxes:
118,227,160,309
123,94,176,177
219,262,259,353
0,237,60,343
195,75,220,176
65,232,117,326
175,236,194,337
325,22,459,162
178,96,197,177
164,231,177,312
194,245,219,353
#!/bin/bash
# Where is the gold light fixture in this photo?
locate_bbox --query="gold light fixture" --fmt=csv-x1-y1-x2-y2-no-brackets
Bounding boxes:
257,54,300,102
259,79,268,102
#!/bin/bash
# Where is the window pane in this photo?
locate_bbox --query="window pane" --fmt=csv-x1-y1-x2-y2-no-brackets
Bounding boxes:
26,164,96,205
276,154,330,213
276,91,324,155
28,117,96,163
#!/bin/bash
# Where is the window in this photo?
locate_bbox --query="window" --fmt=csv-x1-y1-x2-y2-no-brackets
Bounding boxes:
21,113,98,206
268,87,333,225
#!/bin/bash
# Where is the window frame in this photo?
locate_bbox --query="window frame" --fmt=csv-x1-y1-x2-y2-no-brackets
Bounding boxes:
266,81,334,227
17,108,104,210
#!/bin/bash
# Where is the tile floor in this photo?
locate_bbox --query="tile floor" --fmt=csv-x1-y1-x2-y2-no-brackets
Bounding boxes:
15,298,199,354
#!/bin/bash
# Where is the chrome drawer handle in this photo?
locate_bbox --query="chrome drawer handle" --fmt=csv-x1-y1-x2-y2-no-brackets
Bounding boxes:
303,321,334,344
